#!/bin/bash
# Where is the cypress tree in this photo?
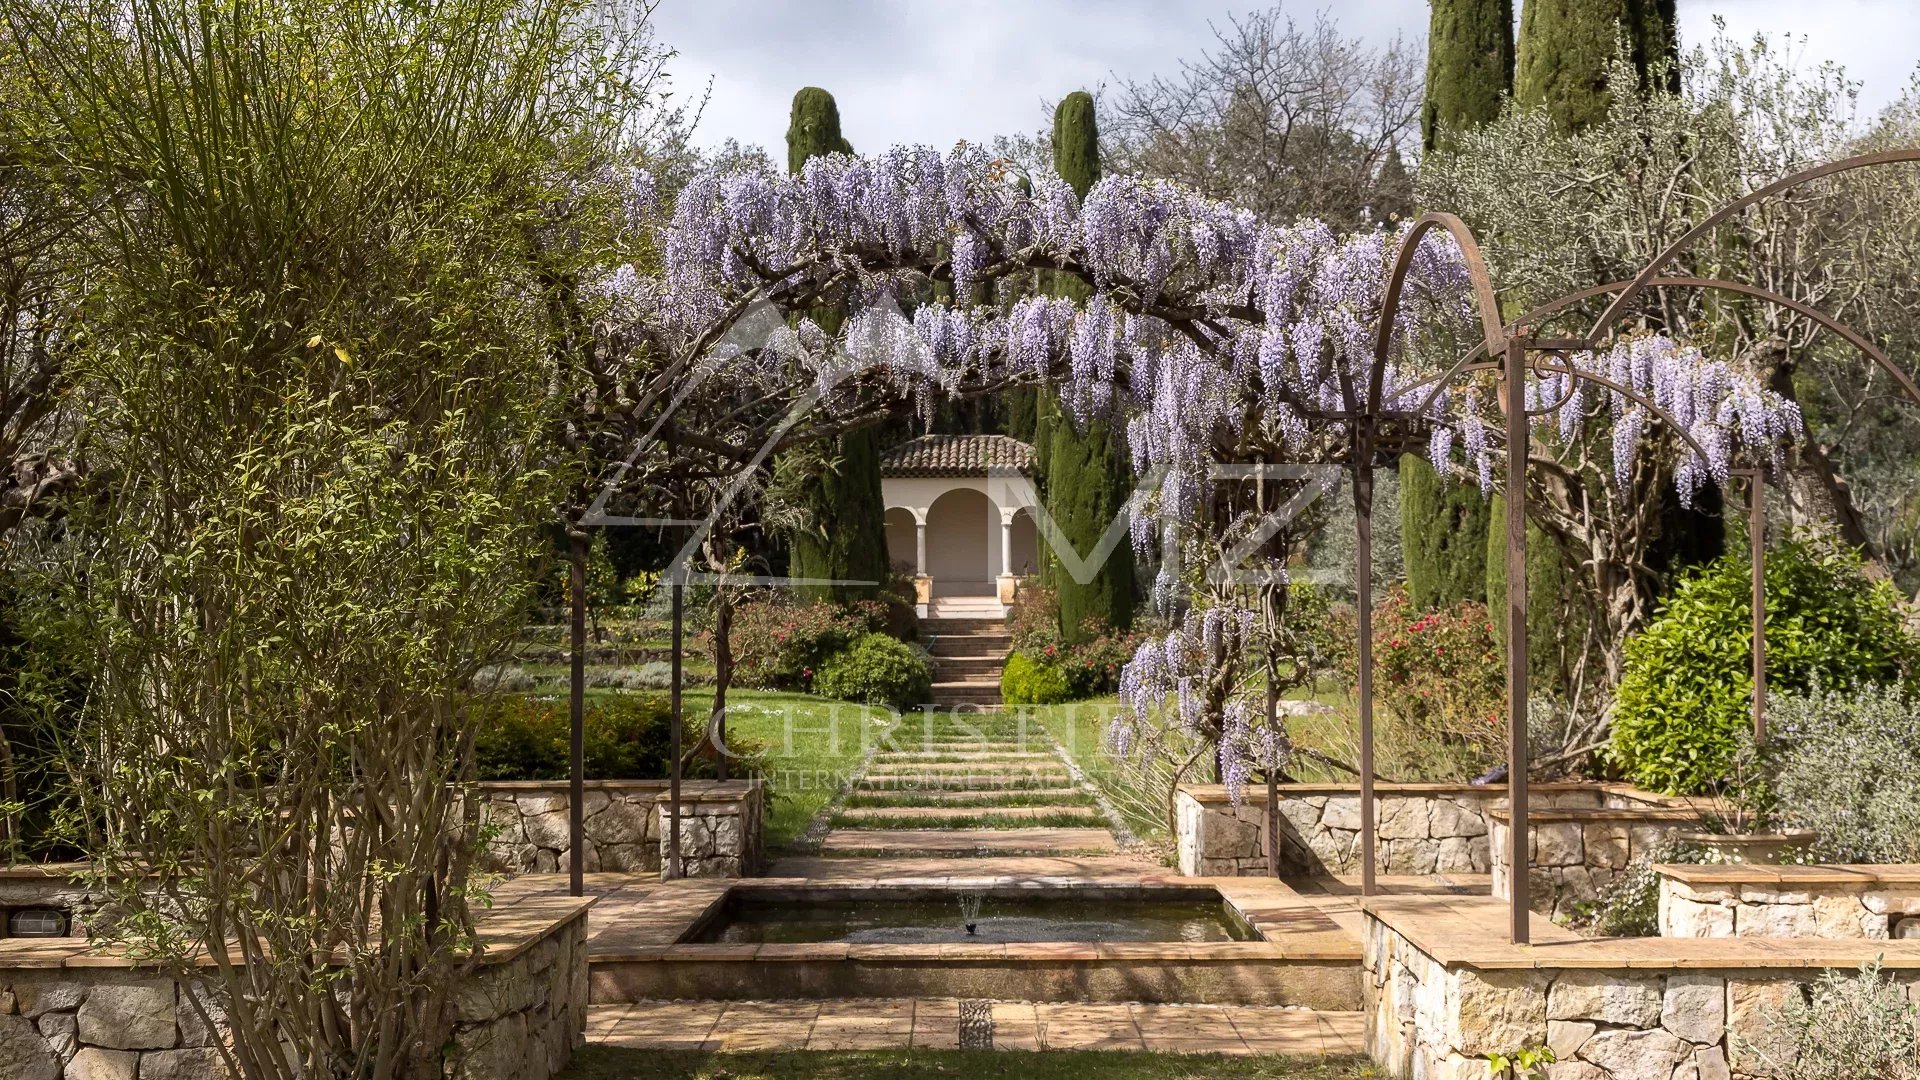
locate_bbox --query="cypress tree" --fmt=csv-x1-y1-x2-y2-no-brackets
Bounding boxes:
779,87,889,602
1040,92,1135,641
1404,0,1512,608
1422,0,1516,152
1399,456,1490,609
1514,0,1679,131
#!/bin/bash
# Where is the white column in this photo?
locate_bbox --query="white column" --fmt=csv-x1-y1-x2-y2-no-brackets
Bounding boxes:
914,513,928,577
1000,511,1013,577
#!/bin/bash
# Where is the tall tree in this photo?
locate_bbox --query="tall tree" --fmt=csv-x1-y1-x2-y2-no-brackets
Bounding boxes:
1103,7,1421,227
1039,91,1135,641
1402,0,1514,607
778,87,891,602
1515,0,1679,131
1423,0,1515,152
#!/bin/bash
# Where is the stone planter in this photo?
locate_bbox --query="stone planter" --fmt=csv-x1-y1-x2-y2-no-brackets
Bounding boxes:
1672,829,1815,864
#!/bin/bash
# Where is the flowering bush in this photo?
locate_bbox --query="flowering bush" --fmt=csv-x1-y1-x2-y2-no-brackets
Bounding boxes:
1335,587,1506,765
1007,585,1143,699
813,632,932,710
725,596,894,693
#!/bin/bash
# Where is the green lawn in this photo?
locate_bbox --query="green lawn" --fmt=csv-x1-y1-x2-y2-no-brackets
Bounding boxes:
1017,698,1172,842
562,1048,1379,1080
683,689,893,848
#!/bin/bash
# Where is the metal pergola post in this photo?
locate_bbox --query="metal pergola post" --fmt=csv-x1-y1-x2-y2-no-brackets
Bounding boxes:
1748,469,1768,745
1353,447,1378,897
567,530,587,898
1502,339,1532,944
667,569,685,880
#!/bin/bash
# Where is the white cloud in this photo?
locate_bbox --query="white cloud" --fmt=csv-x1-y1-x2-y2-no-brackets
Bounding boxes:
652,0,1919,154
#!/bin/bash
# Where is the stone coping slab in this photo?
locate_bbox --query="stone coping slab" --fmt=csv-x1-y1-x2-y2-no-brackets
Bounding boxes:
1656,862,1920,886
0,861,89,879
1364,893,1920,970
1179,781,1672,804
1485,805,1702,823
0,893,595,970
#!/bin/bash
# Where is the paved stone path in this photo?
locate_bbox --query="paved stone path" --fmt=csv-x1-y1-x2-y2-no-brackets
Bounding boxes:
580,612,1379,1061
588,997,1364,1055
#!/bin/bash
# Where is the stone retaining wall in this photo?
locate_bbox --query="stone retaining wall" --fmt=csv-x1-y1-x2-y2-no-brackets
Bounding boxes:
1489,806,1702,920
1659,865,1920,940
0,896,593,1080
1175,783,1670,879
478,780,763,878
1364,898,1920,1080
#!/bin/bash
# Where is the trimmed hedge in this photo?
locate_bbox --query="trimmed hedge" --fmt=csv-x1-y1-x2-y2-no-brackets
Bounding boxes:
1001,650,1071,706
473,693,676,781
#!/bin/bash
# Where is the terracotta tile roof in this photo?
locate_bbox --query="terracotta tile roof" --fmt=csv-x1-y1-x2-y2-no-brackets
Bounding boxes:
879,435,1034,478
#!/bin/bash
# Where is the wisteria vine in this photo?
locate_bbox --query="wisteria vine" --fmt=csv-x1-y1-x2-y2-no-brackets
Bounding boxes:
586,146,1809,804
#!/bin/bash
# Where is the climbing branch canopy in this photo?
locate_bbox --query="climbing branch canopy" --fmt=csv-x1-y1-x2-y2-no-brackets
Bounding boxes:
584,146,1805,798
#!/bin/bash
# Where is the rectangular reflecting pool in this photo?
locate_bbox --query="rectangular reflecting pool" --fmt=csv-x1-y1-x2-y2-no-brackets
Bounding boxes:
684,887,1259,945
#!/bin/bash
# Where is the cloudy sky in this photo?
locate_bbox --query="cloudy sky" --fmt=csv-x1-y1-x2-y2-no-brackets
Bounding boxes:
650,0,1919,154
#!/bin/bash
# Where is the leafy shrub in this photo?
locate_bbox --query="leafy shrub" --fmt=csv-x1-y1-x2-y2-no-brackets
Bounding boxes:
1767,684,1920,863
473,693,677,781
1610,537,1918,794
813,633,931,710
1001,650,1072,706
1739,962,1919,1080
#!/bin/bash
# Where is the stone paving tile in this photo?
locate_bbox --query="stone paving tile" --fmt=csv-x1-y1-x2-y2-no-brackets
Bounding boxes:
818,827,1117,855
765,854,1158,879
595,1000,1371,1056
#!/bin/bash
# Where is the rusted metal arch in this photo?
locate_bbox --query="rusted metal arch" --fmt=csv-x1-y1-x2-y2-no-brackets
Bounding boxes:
1590,149,1920,340
1368,212,1509,410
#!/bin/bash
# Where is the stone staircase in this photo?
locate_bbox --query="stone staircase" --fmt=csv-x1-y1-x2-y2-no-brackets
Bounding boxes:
921,604,1011,710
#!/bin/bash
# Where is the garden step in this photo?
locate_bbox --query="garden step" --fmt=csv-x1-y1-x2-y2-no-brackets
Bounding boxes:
834,805,1106,825
854,776,1075,792
931,656,1004,677
864,761,1068,774
844,788,1087,804
816,827,1118,856
868,751,1060,764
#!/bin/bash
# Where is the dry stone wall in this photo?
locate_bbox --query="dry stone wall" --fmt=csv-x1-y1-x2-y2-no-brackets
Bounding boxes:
1364,907,1920,1080
0,900,592,1080
1659,866,1920,940
1176,783,1674,879
1488,808,1701,919
479,779,763,878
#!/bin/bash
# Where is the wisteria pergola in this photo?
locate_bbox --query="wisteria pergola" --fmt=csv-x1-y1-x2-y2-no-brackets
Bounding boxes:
562,145,1920,944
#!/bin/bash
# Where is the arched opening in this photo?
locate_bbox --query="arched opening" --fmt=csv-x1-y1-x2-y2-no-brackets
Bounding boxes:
925,488,993,596
1009,507,1039,579
883,507,918,578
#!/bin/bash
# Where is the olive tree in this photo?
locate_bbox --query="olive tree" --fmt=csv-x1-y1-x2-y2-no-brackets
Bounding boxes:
1,0,668,1075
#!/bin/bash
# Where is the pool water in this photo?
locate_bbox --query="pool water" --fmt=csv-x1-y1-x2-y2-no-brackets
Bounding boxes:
687,893,1259,945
